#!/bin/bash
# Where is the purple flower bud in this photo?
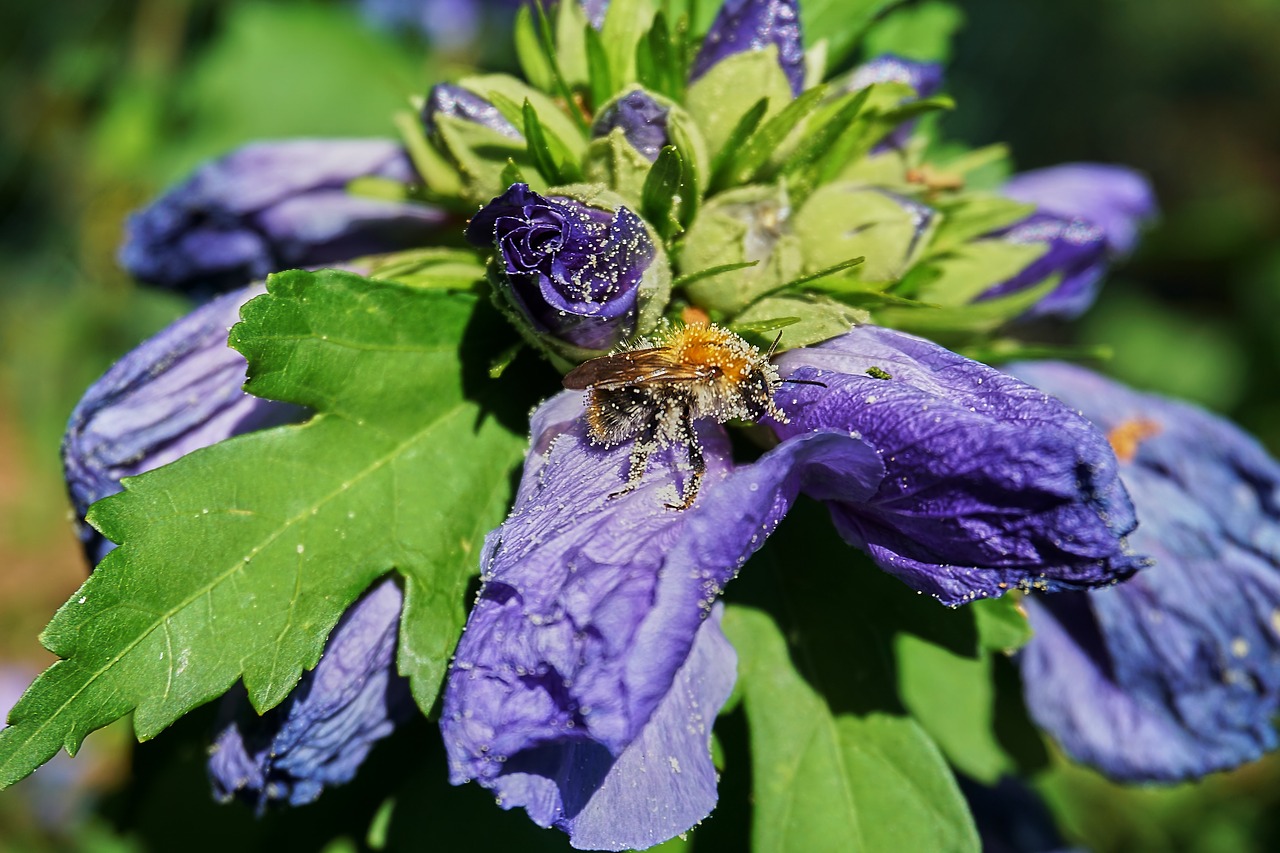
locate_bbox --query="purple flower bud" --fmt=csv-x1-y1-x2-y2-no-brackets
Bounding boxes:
580,0,609,29
978,164,1157,319
465,183,654,350
592,90,671,162
1009,362,1280,781
62,286,300,564
119,140,446,295
690,0,806,96
422,83,523,141
1002,163,1157,256
773,326,1145,605
209,577,414,807
977,213,1110,320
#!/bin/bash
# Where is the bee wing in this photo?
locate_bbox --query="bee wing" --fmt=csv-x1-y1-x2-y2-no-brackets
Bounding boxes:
562,348,712,390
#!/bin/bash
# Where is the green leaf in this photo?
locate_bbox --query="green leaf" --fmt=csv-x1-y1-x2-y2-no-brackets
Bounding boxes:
584,23,614,110
705,98,769,189
0,270,528,789
393,110,465,204
635,11,682,101
782,87,873,199
733,293,869,347
862,0,966,62
911,239,1048,306
794,182,937,284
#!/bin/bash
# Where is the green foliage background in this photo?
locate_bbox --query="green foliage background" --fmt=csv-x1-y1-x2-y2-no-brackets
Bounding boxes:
0,0,1277,850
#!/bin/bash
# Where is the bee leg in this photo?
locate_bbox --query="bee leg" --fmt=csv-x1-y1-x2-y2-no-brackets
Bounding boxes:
608,434,655,500
666,414,705,511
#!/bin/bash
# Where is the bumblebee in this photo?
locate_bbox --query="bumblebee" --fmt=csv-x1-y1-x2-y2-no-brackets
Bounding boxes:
562,323,788,509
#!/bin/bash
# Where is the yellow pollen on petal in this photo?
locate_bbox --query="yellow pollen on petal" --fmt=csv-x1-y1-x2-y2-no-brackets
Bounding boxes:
1108,418,1162,463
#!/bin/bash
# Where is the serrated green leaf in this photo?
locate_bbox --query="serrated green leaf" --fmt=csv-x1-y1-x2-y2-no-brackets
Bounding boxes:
0,270,527,789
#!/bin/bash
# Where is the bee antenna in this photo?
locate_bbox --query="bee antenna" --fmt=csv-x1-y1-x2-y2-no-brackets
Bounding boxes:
766,331,783,358
782,377,828,388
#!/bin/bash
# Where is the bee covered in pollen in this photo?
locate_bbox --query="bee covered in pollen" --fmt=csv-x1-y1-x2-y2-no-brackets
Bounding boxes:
562,323,790,510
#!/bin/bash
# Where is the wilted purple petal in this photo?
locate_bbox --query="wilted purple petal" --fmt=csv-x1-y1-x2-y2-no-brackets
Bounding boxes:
442,391,882,848
592,90,671,162
119,139,444,295
773,326,1144,606
1002,163,1157,256
422,83,523,141
209,577,414,807
690,0,805,96
977,213,1109,320
466,183,653,349
1011,361,1280,781
846,54,945,152
62,286,300,564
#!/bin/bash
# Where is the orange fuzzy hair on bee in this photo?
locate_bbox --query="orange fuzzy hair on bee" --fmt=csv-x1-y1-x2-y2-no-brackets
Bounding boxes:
563,323,787,509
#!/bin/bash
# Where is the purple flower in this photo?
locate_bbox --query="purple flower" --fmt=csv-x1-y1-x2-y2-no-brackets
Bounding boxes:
119,140,445,295
690,0,805,96
592,90,670,162
209,577,414,807
465,183,654,350
422,83,522,141
1009,361,1280,782
773,327,1145,604
62,286,300,564
441,327,1140,847
978,164,1157,319
1002,163,1157,256
844,54,944,151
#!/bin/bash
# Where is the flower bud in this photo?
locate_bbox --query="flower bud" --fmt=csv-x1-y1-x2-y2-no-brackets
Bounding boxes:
591,89,670,162
119,140,444,295
465,183,657,351
977,212,1109,320
422,82,522,142
690,0,805,96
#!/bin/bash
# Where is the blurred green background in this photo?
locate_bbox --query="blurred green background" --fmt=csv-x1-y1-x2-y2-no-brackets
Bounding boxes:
0,0,1277,850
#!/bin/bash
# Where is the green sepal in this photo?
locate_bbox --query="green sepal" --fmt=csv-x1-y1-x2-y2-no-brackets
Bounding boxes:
793,182,938,284
513,4,554,92
800,0,900,69
927,193,1036,256
780,86,874,200
599,0,657,95
641,145,688,242
0,271,528,789
432,110,531,199
907,239,1049,306
680,183,805,316
521,98,586,185
393,110,466,206
872,278,1058,343
582,128,654,205
362,248,488,291
684,47,794,164
712,84,830,191
733,293,869,348
466,74,586,160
